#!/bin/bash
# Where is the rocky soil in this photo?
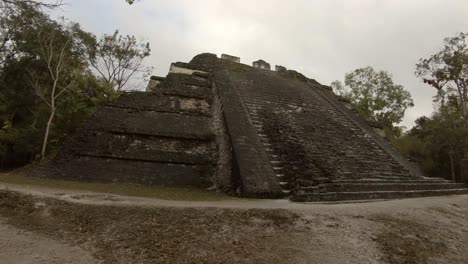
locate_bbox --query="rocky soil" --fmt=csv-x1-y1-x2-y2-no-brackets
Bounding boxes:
0,183,467,264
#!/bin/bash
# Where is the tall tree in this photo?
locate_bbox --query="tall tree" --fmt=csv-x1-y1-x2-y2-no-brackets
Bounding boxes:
0,4,116,166
31,26,76,158
331,66,414,129
415,32,468,123
0,0,62,66
86,30,152,91
396,102,468,180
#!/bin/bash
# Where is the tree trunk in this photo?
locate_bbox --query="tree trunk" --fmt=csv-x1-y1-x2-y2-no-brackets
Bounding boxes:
41,108,55,160
449,150,456,182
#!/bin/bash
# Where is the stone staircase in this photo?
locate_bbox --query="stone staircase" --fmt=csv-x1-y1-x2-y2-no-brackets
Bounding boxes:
292,177,468,202
291,180,468,202
243,102,291,195
213,57,468,202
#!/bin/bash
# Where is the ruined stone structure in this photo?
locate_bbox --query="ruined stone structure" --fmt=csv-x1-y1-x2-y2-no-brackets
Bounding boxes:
221,54,240,63
32,53,468,201
275,65,287,72
253,59,271,70
146,76,165,92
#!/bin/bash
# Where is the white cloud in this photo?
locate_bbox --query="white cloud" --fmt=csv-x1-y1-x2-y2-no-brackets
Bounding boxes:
56,0,468,127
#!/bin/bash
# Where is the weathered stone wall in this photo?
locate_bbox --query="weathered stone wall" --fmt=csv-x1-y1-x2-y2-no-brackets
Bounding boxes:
253,60,271,70
32,64,218,188
221,54,240,63
146,76,165,92
211,93,234,192
213,69,283,197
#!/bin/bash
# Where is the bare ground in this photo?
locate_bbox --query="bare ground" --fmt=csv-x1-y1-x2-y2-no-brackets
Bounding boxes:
0,182,467,264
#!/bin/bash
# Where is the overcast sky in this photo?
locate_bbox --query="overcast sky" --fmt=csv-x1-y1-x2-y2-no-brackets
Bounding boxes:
54,0,468,128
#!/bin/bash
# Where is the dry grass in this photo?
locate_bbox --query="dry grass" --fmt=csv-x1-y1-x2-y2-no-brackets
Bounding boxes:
0,172,235,201
0,190,300,264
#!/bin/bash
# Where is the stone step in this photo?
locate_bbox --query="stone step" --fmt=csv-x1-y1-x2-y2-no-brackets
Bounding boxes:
312,182,468,193
161,73,212,99
331,178,450,184
34,155,209,188
107,92,211,116
355,176,417,181
291,188,468,202
169,62,210,76
70,132,213,165
87,107,213,140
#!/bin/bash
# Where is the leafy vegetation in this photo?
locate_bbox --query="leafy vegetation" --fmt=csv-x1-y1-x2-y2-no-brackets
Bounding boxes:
332,33,467,180
331,66,414,139
395,33,468,180
0,1,151,169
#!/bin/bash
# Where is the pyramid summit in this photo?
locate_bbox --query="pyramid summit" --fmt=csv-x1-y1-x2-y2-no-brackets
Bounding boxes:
31,53,468,201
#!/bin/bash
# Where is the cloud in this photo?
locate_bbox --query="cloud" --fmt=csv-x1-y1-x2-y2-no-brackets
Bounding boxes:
54,0,468,127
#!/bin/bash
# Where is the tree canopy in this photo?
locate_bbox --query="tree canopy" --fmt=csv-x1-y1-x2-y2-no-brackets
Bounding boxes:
395,32,468,181
331,66,414,129
85,30,152,91
0,1,151,168
415,32,468,123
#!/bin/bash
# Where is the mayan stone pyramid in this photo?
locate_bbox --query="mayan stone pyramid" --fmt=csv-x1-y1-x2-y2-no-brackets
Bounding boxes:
31,53,468,201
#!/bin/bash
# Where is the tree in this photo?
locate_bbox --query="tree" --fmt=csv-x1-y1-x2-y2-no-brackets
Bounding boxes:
331,66,414,129
1,0,62,7
415,32,468,123
396,103,468,180
31,27,76,158
0,4,116,167
0,0,62,66
86,30,152,91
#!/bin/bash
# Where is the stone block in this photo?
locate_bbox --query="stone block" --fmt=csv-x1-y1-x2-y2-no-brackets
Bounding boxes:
107,92,211,116
36,156,210,187
85,106,213,140
68,131,214,164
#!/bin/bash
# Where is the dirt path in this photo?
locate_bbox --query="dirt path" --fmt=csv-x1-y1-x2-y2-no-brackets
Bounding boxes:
2,181,467,212
0,182,468,263
0,219,97,264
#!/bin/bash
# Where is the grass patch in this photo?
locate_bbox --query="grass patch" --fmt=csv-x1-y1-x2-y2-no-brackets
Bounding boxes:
0,172,236,201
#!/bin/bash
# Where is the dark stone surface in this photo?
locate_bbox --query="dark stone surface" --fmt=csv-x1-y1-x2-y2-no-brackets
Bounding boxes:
150,76,165,81
311,83,423,177
253,59,271,70
66,131,214,165
172,61,212,72
107,92,211,116
36,156,209,187
225,68,412,183
292,188,468,202
31,66,217,188
84,106,213,140
213,69,282,197
161,73,213,100
190,53,219,67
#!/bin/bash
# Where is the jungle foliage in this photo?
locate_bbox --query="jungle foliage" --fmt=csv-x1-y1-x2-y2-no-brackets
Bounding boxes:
0,0,151,168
